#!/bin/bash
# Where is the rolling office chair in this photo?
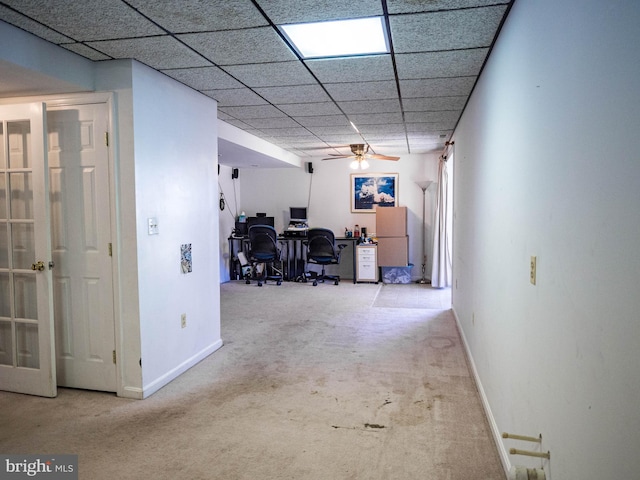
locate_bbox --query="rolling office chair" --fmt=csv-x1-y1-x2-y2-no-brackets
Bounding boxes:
246,225,283,286
304,228,346,286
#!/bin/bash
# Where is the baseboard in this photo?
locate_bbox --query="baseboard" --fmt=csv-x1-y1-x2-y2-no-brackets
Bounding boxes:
142,339,224,399
452,307,511,475
119,386,143,400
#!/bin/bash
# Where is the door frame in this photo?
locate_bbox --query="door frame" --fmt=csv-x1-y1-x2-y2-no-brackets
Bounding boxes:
2,92,125,396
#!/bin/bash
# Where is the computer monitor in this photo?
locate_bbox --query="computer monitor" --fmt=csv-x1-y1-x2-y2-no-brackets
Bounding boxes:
290,207,307,222
247,216,274,230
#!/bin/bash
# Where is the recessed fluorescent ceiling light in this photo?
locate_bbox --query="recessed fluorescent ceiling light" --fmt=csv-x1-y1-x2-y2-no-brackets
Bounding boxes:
281,17,389,59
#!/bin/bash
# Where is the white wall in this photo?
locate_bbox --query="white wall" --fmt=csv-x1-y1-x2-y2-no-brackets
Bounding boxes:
231,152,439,280
452,1,640,478
130,62,222,397
94,60,142,398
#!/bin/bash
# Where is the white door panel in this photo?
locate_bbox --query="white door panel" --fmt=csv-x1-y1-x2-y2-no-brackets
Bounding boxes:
48,104,116,392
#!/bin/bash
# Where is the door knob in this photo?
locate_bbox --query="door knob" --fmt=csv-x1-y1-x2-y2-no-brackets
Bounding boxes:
31,261,45,271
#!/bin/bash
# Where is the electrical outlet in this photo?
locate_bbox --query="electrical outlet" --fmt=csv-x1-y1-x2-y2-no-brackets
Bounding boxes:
530,256,537,285
181,313,187,328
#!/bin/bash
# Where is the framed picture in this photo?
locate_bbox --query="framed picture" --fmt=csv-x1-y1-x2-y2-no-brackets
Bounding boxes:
351,173,399,212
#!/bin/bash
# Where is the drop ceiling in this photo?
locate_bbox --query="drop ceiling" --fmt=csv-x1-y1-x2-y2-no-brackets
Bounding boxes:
0,0,512,160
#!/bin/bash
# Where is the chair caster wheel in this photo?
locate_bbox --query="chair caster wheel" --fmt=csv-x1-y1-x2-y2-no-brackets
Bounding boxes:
245,279,250,284
277,280,282,285
334,280,339,285
313,280,318,286
258,282,263,287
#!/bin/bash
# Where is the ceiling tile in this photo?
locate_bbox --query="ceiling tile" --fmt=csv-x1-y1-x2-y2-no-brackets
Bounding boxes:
324,80,398,101
305,55,395,83
399,77,476,98
256,127,314,136
363,134,407,144
162,66,244,90
256,0,383,24
388,0,510,14
0,5,74,43
267,136,323,145
178,28,297,65
294,116,350,128
254,85,331,104
306,125,358,135
88,36,211,69
277,102,342,116
2,0,164,41
358,124,406,135
218,105,287,119
128,0,268,32
339,99,402,114
405,111,460,124
408,131,452,141
350,112,404,125
220,118,255,130
395,49,489,79
202,88,269,107
60,43,111,61
223,62,317,87
390,6,508,53
407,120,457,131
406,123,453,135
240,117,302,129
403,96,467,111
313,133,363,145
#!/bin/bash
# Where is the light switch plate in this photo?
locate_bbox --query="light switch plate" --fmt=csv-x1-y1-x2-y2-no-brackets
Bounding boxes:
148,217,159,235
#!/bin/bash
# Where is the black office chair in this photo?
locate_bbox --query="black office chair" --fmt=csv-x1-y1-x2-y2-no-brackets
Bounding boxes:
304,228,346,286
246,225,283,286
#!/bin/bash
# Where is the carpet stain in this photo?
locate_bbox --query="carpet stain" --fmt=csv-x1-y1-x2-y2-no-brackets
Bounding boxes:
364,423,386,429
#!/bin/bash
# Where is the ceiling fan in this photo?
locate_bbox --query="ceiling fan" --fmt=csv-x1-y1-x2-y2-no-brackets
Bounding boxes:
321,144,400,169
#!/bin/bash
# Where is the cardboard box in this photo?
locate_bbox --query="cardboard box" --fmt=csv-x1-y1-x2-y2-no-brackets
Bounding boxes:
376,206,407,237
376,236,408,266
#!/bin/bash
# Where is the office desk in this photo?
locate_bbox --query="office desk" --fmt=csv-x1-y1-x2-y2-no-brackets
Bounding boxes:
228,235,361,283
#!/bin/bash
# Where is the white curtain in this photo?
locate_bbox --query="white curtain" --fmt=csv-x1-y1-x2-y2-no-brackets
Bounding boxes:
431,151,453,288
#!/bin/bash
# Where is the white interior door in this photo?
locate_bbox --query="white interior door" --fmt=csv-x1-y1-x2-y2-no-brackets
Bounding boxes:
47,103,116,392
0,102,56,398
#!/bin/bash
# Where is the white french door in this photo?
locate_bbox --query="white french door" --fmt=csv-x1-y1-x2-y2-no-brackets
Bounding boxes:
0,102,56,397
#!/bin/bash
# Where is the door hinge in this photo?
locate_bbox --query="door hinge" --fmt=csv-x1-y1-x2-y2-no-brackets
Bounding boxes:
112,350,116,364
104,131,109,147
108,242,112,257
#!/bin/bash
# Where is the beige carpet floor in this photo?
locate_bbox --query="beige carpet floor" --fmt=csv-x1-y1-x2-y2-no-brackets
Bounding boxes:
0,281,504,479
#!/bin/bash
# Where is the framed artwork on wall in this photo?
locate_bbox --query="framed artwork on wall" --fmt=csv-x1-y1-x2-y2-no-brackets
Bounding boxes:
351,173,399,212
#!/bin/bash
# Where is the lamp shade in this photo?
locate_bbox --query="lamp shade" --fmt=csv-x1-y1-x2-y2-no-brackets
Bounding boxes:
415,180,433,191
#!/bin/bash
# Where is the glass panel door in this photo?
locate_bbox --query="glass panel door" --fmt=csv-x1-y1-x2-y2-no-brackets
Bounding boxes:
0,103,55,397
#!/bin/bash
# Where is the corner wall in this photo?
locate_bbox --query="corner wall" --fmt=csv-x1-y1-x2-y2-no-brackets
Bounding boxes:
452,1,640,478
130,62,222,397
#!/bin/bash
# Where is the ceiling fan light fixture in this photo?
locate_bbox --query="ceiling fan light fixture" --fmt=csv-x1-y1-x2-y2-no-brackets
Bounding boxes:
350,159,360,170
360,159,370,169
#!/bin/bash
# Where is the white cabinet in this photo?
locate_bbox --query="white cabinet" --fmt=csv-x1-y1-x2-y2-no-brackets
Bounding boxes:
356,245,378,283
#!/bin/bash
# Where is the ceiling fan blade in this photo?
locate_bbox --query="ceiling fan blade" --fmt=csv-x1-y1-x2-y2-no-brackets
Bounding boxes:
367,154,400,161
321,155,352,161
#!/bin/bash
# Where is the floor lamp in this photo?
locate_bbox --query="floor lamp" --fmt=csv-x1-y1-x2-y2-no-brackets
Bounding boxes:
415,180,433,284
